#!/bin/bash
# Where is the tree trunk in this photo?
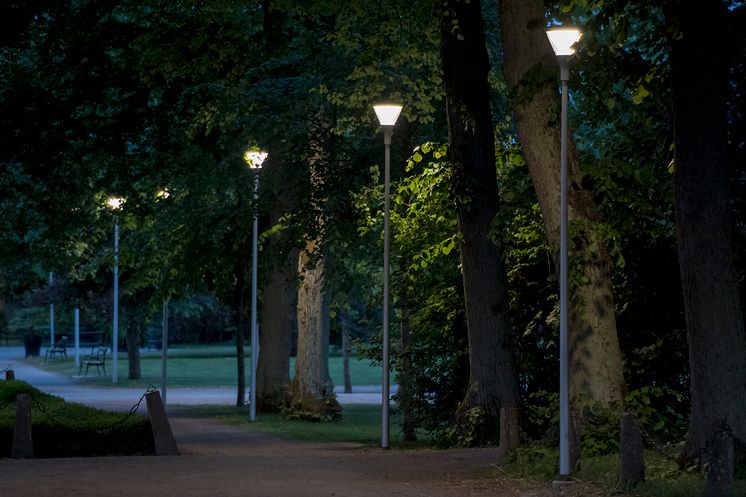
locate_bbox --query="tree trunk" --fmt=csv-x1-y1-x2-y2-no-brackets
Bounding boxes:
498,0,625,413
440,0,521,444
234,258,247,407
256,149,300,412
340,311,352,394
285,241,341,420
257,244,297,412
668,0,746,464
125,303,141,380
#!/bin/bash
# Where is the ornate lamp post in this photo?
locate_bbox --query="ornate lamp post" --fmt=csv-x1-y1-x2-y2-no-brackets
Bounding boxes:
106,195,126,384
244,149,268,422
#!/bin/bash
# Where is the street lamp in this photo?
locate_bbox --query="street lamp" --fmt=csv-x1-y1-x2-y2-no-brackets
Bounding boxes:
546,26,581,480
373,101,402,449
244,149,268,422
106,195,125,384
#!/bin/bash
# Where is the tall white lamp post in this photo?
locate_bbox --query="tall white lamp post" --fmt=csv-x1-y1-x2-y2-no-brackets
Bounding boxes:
373,101,403,449
244,149,268,422
106,195,125,384
546,26,581,480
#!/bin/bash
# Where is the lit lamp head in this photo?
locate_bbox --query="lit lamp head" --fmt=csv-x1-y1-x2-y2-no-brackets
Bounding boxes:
546,27,582,57
374,102,403,146
546,27,581,80
373,102,403,128
106,195,126,211
244,150,268,170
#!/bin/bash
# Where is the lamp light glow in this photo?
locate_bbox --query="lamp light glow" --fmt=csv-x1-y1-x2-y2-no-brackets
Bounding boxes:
373,103,403,127
106,195,126,210
546,27,582,56
244,150,268,170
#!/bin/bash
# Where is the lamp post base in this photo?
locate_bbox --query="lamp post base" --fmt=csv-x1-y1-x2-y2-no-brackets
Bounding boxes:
552,475,576,492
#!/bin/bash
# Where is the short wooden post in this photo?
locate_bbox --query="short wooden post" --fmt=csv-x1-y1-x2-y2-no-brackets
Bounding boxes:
5,368,14,380
145,390,178,455
705,426,734,497
12,394,34,459
618,411,644,490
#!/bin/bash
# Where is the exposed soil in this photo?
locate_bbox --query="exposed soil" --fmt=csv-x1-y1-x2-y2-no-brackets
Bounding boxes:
0,413,614,497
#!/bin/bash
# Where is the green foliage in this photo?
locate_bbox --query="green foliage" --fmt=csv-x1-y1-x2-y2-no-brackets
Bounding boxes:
625,386,688,446
580,402,621,456
439,406,488,448
280,392,343,422
0,380,153,457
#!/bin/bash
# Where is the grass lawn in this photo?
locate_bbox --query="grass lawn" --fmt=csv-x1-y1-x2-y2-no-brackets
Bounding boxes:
26,343,387,389
173,403,418,448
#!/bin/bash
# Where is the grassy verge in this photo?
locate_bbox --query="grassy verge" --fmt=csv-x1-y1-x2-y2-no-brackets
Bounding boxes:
0,380,153,457
22,344,385,389
499,445,746,497
171,403,423,448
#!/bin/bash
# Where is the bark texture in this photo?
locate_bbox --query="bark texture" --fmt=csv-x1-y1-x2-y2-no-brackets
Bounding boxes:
440,0,521,444
256,245,297,412
257,153,299,412
668,0,746,463
499,0,625,410
286,242,340,419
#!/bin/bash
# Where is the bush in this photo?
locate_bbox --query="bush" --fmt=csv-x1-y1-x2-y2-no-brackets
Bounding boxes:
0,380,154,458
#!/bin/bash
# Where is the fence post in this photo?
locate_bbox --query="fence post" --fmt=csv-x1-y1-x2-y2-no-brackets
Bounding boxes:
12,394,34,459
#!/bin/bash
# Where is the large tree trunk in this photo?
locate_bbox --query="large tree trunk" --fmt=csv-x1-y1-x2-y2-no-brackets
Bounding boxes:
668,0,746,464
498,0,625,413
440,0,521,444
257,243,297,412
256,148,300,412
285,241,341,420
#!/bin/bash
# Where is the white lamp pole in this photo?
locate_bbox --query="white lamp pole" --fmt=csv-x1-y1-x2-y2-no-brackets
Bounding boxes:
546,26,581,479
106,195,125,384
48,272,54,347
244,149,268,422
373,101,403,449
162,299,169,405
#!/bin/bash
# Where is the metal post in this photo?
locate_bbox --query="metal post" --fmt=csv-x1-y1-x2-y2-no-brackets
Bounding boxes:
250,174,260,422
161,299,169,405
74,307,80,368
382,125,392,449
558,57,571,478
49,272,54,347
113,222,119,384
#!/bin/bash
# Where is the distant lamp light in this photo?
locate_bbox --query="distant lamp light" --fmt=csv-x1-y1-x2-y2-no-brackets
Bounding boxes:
244,150,268,170
546,27,582,57
373,103,403,127
106,195,126,210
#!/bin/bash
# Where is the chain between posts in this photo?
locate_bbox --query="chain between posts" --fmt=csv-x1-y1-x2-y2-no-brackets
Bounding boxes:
5,384,159,435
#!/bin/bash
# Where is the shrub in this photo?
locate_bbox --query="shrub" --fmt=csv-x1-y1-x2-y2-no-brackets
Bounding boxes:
0,380,154,458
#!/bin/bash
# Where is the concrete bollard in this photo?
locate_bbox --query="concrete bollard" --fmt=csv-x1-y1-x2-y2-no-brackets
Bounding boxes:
12,394,34,459
705,426,734,497
618,411,644,490
145,390,178,456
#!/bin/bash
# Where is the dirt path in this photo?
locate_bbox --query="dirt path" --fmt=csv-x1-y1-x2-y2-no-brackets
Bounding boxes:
1,348,607,496
0,413,602,497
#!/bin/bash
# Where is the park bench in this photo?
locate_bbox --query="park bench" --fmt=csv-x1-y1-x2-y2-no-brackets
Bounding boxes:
79,346,108,377
44,336,69,362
